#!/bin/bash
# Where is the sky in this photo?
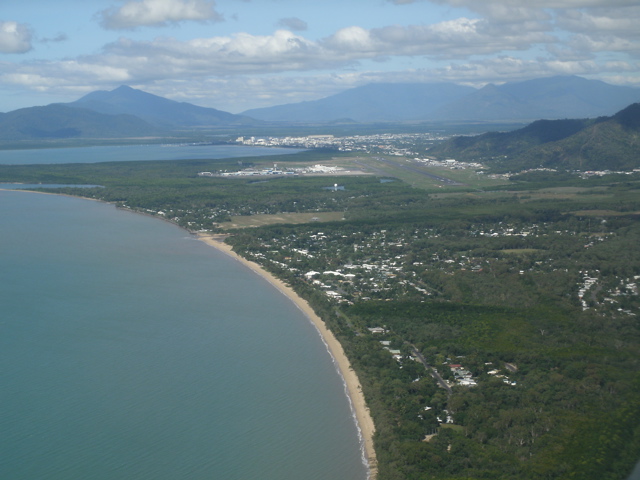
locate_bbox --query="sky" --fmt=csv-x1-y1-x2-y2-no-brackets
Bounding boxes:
1,0,639,113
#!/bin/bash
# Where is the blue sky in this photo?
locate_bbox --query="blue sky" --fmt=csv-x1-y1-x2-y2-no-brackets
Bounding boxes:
1,0,639,113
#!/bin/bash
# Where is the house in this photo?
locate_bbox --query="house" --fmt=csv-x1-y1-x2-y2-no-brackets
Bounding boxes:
505,363,518,372
368,327,386,334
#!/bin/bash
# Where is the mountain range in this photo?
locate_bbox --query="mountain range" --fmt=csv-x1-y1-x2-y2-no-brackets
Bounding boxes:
242,83,477,123
68,85,256,128
427,102,640,172
1,76,639,142
243,76,640,123
0,104,161,141
0,86,257,141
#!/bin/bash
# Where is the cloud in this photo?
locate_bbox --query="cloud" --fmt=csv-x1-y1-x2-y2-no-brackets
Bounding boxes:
0,16,563,98
324,19,554,60
2,52,638,114
97,30,341,76
557,7,640,35
98,0,222,30
4,0,640,112
40,33,69,44
87,17,555,82
0,21,33,54
554,6,640,60
276,17,308,32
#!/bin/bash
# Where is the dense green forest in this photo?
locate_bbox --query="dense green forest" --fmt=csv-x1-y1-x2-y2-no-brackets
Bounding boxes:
428,103,640,173
1,151,639,479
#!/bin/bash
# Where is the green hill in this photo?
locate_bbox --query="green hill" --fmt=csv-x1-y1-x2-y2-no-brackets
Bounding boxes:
429,103,640,172
0,104,161,141
69,85,258,128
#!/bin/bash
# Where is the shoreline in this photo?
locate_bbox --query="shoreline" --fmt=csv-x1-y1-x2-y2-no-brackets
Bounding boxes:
2,188,378,477
197,233,378,480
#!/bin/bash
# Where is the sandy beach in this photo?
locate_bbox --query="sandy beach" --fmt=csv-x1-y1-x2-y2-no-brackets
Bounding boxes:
197,233,377,479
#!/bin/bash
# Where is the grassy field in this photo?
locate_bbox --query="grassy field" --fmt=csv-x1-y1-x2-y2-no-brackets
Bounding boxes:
502,248,545,255
343,155,509,190
570,209,640,216
219,211,345,229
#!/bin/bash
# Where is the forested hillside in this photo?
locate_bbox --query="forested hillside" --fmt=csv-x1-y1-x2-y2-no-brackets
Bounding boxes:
0,104,161,140
429,103,640,172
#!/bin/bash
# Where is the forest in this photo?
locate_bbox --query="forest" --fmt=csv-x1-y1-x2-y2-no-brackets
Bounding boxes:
1,149,639,479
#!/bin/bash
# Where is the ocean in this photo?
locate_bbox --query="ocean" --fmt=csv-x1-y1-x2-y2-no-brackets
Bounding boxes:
0,143,302,165
0,189,366,478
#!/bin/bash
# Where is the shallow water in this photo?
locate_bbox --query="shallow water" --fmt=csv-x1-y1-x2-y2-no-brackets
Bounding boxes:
0,144,302,165
0,190,366,480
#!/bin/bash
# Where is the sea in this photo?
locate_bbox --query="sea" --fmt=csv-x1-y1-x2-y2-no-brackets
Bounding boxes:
0,143,302,165
0,145,367,480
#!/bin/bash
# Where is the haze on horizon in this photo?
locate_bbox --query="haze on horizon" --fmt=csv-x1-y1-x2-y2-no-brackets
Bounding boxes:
1,0,639,114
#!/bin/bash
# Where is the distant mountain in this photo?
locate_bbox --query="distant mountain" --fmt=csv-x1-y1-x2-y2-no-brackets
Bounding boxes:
0,104,160,141
242,76,640,124
68,85,258,128
428,103,640,172
431,76,640,121
242,83,476,123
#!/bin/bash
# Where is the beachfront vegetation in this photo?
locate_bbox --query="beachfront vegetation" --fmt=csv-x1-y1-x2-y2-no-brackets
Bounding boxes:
1,148,639,480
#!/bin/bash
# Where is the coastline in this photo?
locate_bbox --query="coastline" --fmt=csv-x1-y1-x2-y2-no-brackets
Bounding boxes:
197,233,378,480
2,187,378,477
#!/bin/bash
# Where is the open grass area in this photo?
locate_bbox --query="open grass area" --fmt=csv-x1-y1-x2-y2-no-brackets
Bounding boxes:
343,156,454,189
219,211,345,229
440,424,465,433
502,248,545,255
570,209,640,216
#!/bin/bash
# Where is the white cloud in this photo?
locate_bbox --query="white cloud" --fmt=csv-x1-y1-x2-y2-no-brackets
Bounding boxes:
558,7,640,35
325,26,376,53
554,7,640,60
424,1,640,62
98,0,222,30
82,17,556,82
95,30,333,76
3,0,640,112
0,21,32,54
567,33,640,56
326,20,554,60
3,52,639,114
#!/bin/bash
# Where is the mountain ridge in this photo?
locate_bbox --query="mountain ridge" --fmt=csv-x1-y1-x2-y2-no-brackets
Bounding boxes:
242,76,640,124
0,104,161,141
427,102,640,172
242,82,476,123
68,85,258,128
2,77,640,143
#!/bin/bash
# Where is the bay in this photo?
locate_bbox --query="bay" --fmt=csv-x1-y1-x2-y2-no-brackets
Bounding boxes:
0,144,302,165
0,190,366,480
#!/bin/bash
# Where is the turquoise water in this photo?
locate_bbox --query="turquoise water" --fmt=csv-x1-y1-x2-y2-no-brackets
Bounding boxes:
0,144,302,165
0,190,366,480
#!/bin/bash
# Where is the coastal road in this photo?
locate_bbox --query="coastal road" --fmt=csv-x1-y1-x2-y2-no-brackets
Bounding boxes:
408,343,453,395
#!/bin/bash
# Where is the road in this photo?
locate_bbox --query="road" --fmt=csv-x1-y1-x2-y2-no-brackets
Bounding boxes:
407,343,453,395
